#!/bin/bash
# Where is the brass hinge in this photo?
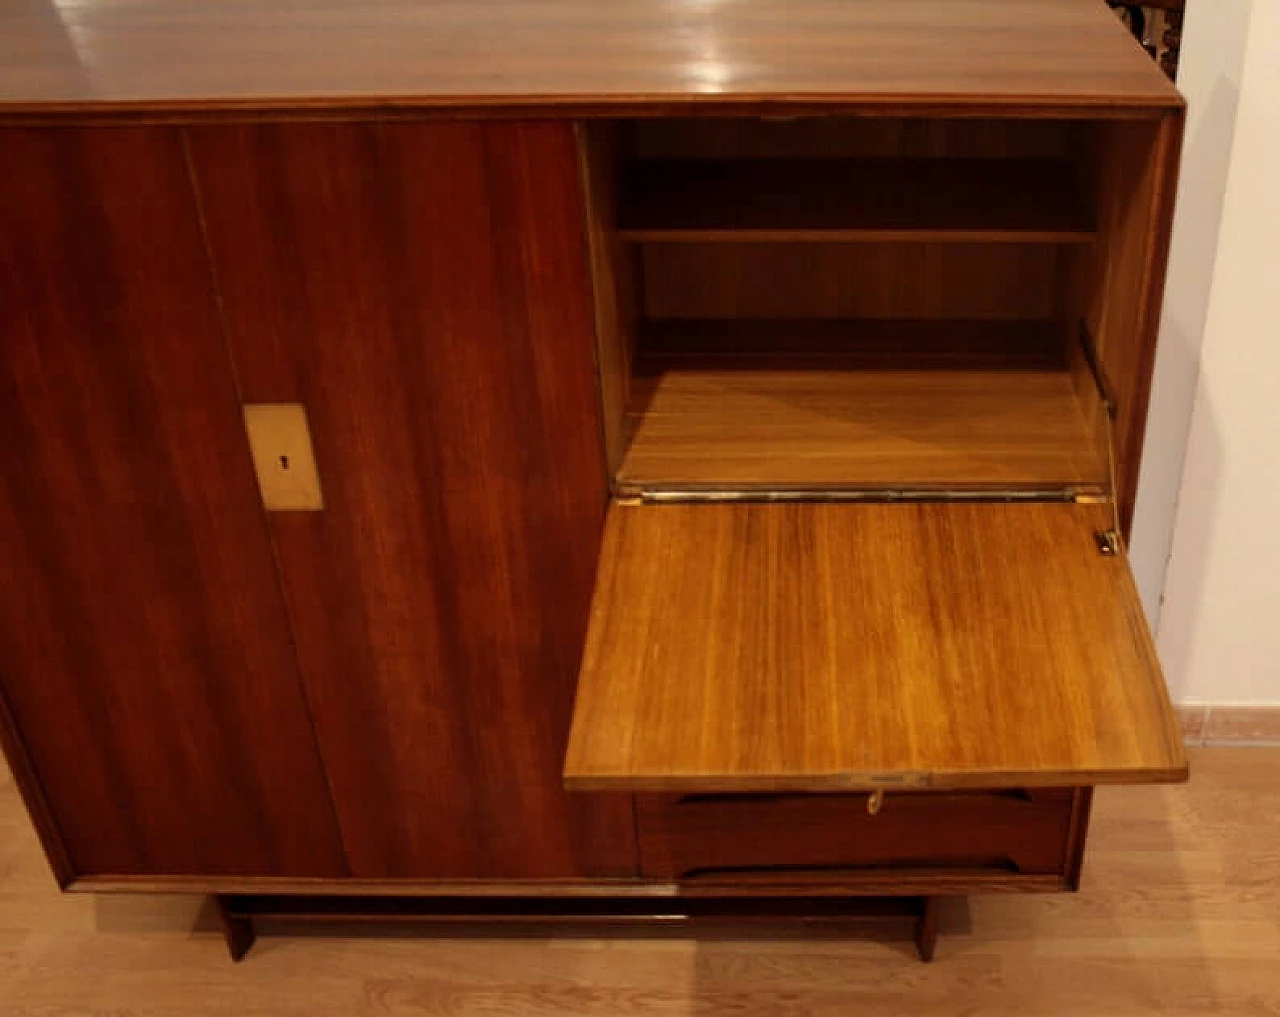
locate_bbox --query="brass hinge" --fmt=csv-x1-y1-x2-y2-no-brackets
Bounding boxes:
1095,530,1122,556
1078,321,1125,537
620,488,1102,505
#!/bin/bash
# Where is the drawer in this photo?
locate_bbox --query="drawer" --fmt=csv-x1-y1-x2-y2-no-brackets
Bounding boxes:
637,789,1078,881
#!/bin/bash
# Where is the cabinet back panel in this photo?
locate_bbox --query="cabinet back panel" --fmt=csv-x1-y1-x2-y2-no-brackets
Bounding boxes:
0,128,348,878
643,243,1059,321
630,118,1075,160
188,121,637,879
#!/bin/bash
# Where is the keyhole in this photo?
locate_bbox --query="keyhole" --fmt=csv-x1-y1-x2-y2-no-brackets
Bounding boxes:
279,455,290,471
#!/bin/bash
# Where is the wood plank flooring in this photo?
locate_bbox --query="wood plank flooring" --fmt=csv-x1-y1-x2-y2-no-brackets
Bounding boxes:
1,748,1278,1015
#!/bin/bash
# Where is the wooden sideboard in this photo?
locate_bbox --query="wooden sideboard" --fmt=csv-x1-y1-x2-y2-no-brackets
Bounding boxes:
0,0,1186,960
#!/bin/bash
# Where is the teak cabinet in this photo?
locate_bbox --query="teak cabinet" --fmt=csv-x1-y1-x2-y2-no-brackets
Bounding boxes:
0,0,1185,959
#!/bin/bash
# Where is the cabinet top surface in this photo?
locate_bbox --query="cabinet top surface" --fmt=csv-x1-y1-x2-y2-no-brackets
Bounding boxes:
0,0,1181,115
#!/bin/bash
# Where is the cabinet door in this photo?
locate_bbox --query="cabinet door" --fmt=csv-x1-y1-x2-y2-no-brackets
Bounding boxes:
0,128,347,879
567,501,1185,792
188,122,636,878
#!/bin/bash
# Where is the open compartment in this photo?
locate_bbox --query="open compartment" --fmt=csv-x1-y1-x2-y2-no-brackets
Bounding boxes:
580,116,1170,500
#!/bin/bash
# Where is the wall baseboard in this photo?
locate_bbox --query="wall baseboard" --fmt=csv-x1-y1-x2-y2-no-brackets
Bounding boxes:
1177,705,1280,746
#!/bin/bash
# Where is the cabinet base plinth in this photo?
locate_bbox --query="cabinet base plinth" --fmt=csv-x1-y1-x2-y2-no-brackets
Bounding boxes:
210,893,945,962
213,896,257,962
915,895,941,961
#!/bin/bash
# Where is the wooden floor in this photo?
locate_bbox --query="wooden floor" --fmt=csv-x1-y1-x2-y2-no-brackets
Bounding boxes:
2,748,1278,1015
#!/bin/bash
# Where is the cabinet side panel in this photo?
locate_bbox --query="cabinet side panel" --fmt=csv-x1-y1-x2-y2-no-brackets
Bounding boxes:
188,121,636,878
0,128,349,878
1074,113,1184,529
578,122,641,478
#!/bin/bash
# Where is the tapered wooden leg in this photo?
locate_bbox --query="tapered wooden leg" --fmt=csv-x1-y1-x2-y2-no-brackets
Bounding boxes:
213,896,256,962
914,896,940,962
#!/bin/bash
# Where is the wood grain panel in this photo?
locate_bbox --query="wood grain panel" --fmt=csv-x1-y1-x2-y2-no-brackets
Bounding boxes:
0,0,1182,115
630,117,1076,160
0,127,348,878
578,124,640,477
636,791,1077,879
1085,114,1184,531
187,121,636,879
616,320,1107,494
565,501,1186,791
619,159,1094,244
642,244,1060,321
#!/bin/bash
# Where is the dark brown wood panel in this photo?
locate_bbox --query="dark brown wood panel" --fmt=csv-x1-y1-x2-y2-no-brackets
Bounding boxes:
634,318,1072,365
636,791,1078,880
642,243,1061,321
0,127,348,878
0,0,1181,114
620,159,1094,243
187,121,636,879
630,117,1076,160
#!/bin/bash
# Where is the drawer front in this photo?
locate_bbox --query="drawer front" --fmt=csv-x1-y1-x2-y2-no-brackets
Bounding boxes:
637,790,1078,881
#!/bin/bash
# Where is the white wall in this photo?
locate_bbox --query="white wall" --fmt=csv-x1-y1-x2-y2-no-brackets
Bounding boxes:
1130,0,1255,620
1152,0,1280,704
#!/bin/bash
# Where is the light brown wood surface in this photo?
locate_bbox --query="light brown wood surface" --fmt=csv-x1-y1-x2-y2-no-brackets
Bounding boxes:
579,123,639,478
2,748,1276,1010
566,501,1185,791
616,320,1107,493
0,0,1181,114
1075,117,1184,529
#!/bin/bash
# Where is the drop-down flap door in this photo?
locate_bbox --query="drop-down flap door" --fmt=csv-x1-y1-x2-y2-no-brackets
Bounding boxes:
565,501,1186,792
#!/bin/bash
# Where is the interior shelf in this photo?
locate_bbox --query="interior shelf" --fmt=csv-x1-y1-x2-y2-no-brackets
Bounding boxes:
616,319,1108,494
618,159,1095,244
